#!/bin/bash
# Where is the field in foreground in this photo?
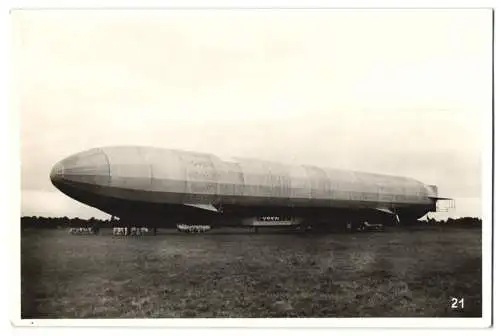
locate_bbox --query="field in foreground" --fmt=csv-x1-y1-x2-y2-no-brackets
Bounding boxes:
21,226,482,318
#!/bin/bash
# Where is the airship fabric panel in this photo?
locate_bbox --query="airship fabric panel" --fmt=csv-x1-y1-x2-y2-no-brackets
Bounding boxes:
51,146,435,212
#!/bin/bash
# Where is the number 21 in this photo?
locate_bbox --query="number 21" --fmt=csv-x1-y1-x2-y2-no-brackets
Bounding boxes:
451,297,464,309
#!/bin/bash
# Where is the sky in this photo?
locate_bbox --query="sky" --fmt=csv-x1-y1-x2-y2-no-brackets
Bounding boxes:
12,9,492,220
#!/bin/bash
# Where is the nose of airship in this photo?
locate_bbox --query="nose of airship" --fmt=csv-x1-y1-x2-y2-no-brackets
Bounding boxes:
50,162,65,183
49,148,110,189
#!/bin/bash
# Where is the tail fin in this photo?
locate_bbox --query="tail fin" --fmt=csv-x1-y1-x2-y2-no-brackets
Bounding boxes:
426,184,455,211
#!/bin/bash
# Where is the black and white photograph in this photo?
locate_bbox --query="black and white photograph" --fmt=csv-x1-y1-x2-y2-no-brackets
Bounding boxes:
10,7,492,327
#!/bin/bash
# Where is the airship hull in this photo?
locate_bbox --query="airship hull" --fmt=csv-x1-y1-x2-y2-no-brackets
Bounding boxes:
50,146,438,228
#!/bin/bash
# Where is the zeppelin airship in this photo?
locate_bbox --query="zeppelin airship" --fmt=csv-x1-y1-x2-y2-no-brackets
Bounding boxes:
50,146,448,231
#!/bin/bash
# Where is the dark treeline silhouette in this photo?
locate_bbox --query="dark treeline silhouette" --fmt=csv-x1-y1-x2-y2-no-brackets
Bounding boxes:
21,216,117,230
418,216,482,228
20,216,482,230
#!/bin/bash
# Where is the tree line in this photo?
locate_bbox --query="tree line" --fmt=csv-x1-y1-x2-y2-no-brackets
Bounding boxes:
422,216,482,228
21,216,116,229
20,215,482,229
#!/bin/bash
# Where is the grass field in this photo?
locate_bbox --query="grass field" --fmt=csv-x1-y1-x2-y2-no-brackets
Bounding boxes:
21,226,482,318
